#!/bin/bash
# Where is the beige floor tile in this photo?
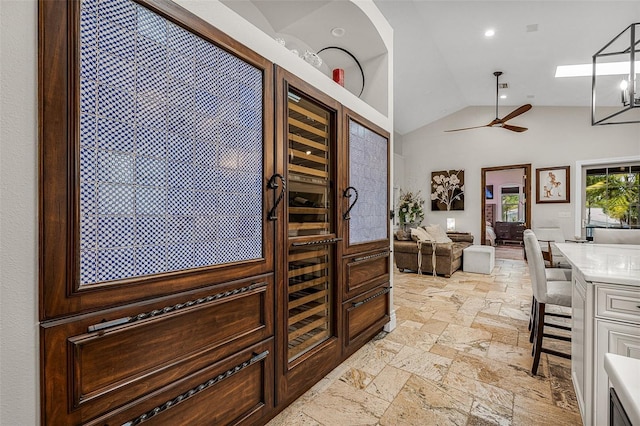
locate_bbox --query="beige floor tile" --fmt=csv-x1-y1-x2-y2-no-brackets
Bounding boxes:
301,380,390,425
384,324,439,350
379,375,471,426
436,323,492,356
513,394,582,425
468,398,513,426
340,367,375,390
429,343,461,360
549,362,580,412
430,309,477,327
343,338,404,377
448,352,554,404
420,318,450,335
365,365,411,402
267,406,322,426
389,345,453,382
487,340,540,370
443,371,515,410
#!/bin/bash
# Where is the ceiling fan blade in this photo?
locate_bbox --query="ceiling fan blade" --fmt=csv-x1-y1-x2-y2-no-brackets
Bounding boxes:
502,124,528,132
444,124,490,132
500,104,532,123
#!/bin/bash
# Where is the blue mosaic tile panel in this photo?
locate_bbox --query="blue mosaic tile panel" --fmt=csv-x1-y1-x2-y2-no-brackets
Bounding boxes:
348,120,388,245
79,0,264,285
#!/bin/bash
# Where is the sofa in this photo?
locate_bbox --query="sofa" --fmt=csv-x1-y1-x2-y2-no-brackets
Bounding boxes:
394,232,474,277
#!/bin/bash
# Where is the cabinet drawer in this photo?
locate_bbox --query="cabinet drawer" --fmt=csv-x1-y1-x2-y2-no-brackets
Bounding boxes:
343,250,390,300
41,275,273,425
96,339,274,426
596,285,640,324
343,285,390,355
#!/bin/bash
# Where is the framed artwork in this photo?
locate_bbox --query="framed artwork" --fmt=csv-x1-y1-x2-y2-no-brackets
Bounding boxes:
485,185,494,199
536,166,570,203
431,169,465,211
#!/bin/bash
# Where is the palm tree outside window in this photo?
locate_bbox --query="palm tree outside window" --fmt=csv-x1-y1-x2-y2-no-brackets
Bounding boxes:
585,165,639,231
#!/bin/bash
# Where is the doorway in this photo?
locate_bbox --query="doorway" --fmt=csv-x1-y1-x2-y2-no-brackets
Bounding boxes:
481,164,531,249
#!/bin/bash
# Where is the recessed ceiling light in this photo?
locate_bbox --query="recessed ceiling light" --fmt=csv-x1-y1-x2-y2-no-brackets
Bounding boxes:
500,94,507,99
555,61,640,77
331,27,345,37
484,29,495,37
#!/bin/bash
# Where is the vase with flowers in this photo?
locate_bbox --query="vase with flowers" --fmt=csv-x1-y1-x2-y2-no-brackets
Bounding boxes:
397,190,425,232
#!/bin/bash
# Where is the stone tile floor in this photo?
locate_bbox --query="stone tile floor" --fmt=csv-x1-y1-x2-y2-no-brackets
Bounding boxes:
267,252,581,425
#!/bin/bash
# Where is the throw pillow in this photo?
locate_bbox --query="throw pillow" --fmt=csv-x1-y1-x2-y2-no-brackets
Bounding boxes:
411,227,433,242
425,224,452,243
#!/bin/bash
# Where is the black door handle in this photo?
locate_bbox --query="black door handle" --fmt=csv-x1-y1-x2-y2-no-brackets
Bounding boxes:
267,173,286,220
343,186,358,220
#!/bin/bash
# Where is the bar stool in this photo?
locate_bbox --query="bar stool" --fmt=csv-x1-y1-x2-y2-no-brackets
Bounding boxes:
523,230,572,375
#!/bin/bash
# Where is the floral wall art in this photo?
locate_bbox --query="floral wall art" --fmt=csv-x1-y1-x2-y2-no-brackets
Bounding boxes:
431,170,465,211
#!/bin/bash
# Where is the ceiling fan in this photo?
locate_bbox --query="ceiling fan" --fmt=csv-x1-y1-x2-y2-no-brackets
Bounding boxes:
445,71,532,133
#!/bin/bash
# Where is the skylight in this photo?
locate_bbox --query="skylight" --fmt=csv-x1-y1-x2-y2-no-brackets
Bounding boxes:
555,61,640,78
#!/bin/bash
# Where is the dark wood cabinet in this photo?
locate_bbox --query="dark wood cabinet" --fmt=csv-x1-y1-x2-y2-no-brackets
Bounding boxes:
495,221,525,244
41,275,275,425
339,111,391,357
274,67,342,406
39,1,390,424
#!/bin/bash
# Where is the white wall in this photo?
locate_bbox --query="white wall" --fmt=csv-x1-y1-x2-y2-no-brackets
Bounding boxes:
0,1,39,424
399,106,640,242
0,1,392,422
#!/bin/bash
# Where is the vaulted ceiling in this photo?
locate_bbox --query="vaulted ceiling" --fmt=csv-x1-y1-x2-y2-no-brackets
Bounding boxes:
222,1,640,135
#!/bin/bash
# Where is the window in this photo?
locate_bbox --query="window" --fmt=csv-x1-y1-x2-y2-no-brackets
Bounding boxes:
585,165,639,230
501,186,521,221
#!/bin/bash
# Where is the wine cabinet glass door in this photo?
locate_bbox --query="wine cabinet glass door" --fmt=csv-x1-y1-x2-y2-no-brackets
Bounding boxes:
286,90,335,362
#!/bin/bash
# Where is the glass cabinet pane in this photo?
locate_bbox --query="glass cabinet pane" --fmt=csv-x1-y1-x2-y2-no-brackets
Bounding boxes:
348,119,388,245
287,244,332,361
286,90,334,361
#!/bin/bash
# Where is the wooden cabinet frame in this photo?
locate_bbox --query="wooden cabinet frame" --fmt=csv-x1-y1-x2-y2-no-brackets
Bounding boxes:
273,66,343,406
39,0,275,320
340,108,391,256
39,1,277,424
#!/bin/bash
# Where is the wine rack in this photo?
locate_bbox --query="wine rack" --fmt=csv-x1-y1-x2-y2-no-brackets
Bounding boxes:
286,91,334,362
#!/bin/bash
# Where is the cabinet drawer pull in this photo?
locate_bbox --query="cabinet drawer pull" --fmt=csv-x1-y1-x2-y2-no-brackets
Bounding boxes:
352,287,390,308
121,350,269,426
88,282,267,332
292,237,342,247
353,251,389,263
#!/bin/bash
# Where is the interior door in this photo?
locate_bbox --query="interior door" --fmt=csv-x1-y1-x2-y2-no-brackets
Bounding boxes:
481,164,531,246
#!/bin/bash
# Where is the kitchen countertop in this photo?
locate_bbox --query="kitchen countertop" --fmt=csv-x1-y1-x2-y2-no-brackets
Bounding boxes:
555,243,640,286
604,353,640,425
